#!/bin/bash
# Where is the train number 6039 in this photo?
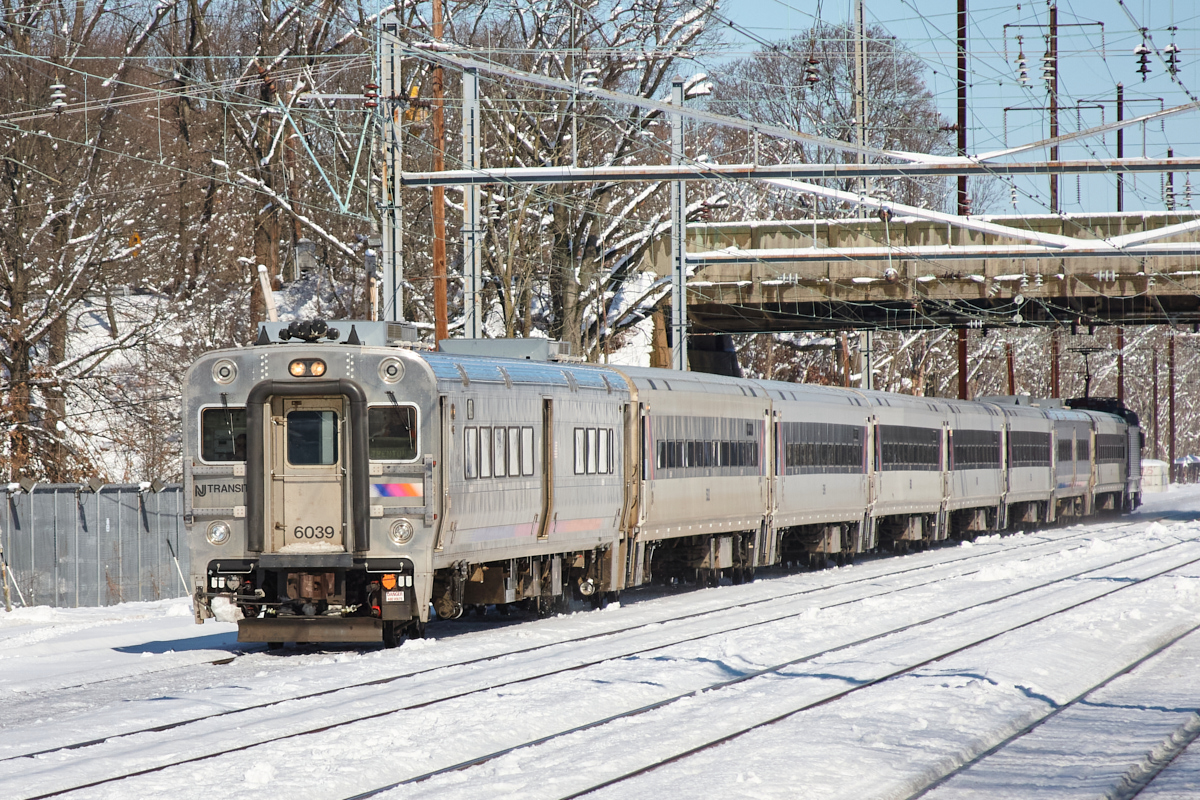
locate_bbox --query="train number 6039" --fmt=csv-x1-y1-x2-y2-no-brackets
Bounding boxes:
293,525,336,539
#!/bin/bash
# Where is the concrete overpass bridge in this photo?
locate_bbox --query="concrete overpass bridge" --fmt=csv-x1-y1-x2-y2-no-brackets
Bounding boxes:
643,210,1200,333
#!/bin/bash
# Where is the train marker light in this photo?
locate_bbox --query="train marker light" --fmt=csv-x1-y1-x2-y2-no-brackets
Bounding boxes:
379,357,404,383
389,519,414,545
212,359,238,384
206,521,231,546
288,359,327,377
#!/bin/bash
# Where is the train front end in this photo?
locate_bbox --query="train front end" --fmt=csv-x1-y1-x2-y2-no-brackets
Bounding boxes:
184,321,436,647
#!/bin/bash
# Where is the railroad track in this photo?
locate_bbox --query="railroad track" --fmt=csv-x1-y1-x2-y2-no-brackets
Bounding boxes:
906,633,1200,800
0,518,1153,765
351,541,1200,799
6,522,1192,800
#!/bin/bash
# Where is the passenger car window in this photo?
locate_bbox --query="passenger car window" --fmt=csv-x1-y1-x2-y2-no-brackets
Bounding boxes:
493,427,507,477
464,427,478,478
479,427,492,478
521,427,535,476
508,427,521,477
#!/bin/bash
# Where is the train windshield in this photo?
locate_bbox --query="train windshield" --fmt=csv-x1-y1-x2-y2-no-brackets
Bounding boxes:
369,406,418,461
287,410,339,465
201,408,247,462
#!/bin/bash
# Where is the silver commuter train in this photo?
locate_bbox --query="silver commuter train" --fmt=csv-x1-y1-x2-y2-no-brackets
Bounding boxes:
185,320,1142,646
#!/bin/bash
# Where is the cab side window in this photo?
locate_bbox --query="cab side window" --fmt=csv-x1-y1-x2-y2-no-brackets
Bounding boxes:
368,406,418,461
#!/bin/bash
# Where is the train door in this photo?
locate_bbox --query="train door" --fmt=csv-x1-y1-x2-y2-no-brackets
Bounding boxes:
641,405,653,516
537,397,554,539
269,396,346,552
773,411,783,511
939,422,951,539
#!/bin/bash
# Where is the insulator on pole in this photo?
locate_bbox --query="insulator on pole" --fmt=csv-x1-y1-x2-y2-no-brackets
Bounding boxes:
1135,42,1151,80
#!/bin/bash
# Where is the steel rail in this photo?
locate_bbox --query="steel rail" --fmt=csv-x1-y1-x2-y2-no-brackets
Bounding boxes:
905,628,1200,799
553,552,1200,800
4,521,1122,765
13,526,1168,800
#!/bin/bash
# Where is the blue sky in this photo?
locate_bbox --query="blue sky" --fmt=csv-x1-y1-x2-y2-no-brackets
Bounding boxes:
703,1,1198,215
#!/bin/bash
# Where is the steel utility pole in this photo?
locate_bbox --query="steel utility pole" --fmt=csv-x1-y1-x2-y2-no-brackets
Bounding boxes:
1116,83,1124,211
379,17,404,320
956,0,969,401
853,0,868,197
854,0,874,387
957,0,968,215
1048,1,1059,213
461,68,483,338
431,0,449,345
1169,335,1177,478
670,76,688,371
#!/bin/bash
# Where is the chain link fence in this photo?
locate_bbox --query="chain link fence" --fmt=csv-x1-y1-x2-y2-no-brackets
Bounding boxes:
0,485,189,609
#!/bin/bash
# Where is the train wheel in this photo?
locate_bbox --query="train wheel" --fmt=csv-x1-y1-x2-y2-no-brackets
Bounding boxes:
382,621,405,649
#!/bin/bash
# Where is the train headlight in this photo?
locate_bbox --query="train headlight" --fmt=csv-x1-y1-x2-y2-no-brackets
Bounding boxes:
288,359,326,377
379,357,404,384
206,521,232,546
212,359,238,385
388,519,414,545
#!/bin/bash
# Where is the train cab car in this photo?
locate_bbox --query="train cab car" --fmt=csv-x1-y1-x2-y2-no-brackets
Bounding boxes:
185,321,438,646
186,321,632,647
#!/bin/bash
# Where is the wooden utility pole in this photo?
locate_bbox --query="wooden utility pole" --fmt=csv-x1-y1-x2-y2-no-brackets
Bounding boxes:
431,0,449,345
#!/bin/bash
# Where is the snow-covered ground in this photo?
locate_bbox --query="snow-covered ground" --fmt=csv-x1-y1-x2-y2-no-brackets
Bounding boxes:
2,486,1200,800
